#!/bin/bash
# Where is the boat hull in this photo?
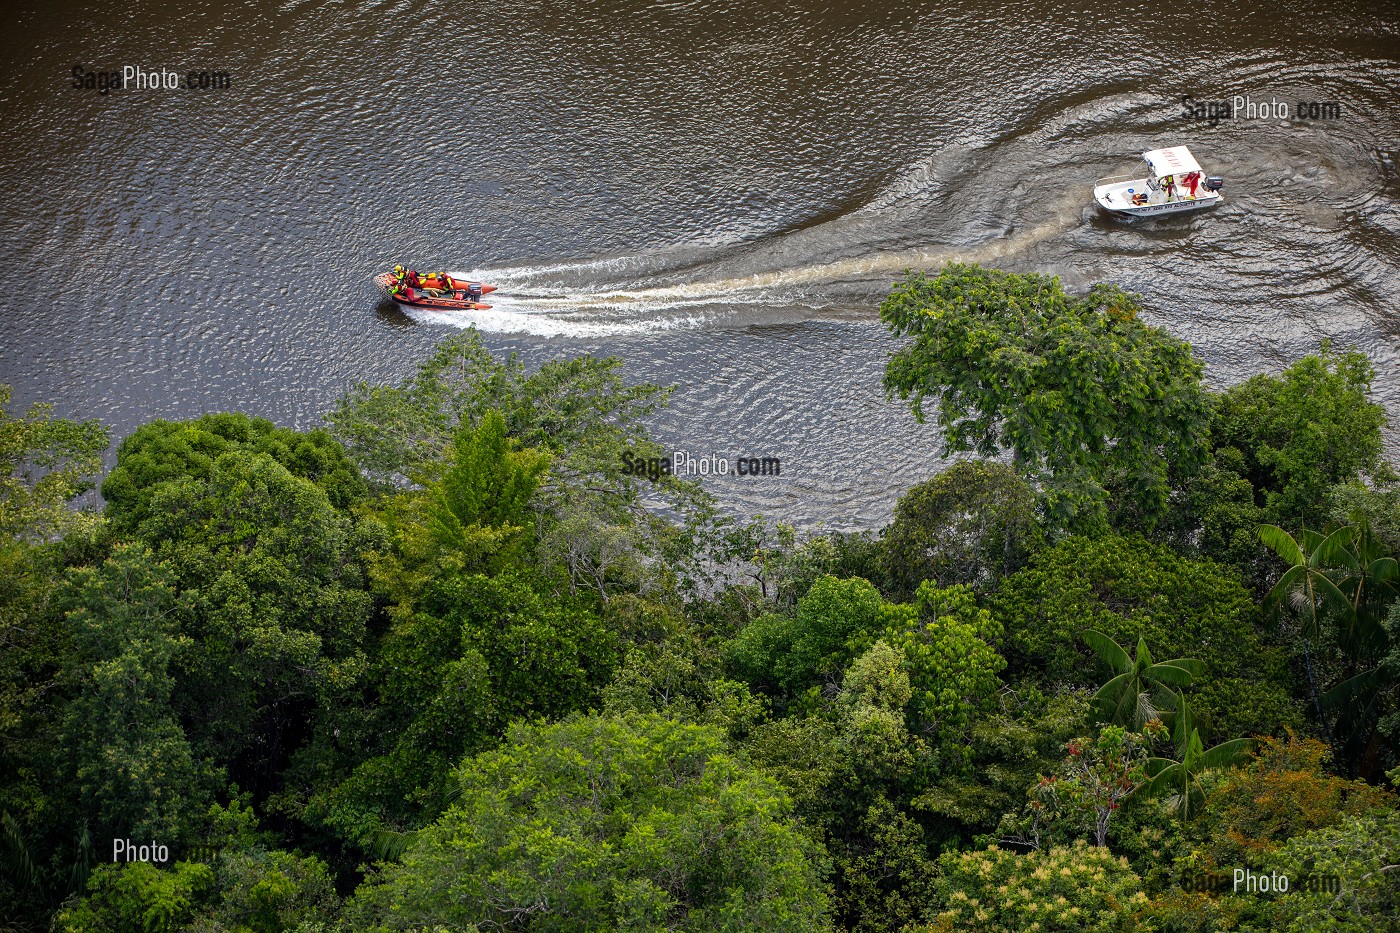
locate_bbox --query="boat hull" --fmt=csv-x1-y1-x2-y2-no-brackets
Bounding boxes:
1093,179,1222,216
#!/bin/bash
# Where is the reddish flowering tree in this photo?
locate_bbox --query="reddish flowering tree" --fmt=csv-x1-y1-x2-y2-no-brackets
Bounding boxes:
1028,722,1166,847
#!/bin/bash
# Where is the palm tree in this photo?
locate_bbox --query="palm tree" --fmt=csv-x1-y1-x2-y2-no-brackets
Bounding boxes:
1326,516,1398,661
1257,523,1355,743
1140,726,1254,822
1083,630,1204,730
1318,517,1399,775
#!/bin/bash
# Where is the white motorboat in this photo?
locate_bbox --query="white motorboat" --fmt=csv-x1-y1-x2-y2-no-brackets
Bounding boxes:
1094,146,1224,216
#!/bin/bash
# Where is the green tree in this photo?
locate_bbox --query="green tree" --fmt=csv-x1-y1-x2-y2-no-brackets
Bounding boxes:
1214,346,1388,532
328,331,713,600
1329,479,1400,557
52,860,214,933
51,848,339,933
133,449,372,784
992,534,1296,738
1083,630,1203,730
911,686,1091,843
1172,348,1391,584
743,645,936,933
429,410,547,538
1317,518,1400,775
0,384,108,542
836,640,921,781
881,582,1005,766
56,545,210,846
726,575,888,700
100,412,365,532
883,460,1042,597
347,714,832,933
1250,807,1400,933
312,571,617,851
880,264,1210,531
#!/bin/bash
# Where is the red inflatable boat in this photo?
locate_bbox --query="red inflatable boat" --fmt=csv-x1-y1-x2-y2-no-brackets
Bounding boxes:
375,272,496,311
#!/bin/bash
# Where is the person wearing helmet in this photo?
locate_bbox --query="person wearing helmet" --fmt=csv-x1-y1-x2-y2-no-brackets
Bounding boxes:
393,264,406,283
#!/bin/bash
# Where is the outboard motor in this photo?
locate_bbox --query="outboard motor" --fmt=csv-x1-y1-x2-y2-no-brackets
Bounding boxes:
1204,176,1225,192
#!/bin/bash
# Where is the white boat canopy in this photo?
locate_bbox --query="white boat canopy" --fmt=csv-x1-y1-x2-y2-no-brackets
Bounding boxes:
1142,146,1202,177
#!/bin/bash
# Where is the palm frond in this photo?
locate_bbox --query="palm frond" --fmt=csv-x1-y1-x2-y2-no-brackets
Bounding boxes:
0,811,39,891
1320,667,1382,713
1257,524,1304,565
366,826,417,862
1083,629,1130,671
1148,661,1200,686
1197,737,1255,770
1311,525,1357,569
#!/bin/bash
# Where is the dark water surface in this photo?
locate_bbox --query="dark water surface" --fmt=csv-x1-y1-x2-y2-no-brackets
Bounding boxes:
3,1,1398,527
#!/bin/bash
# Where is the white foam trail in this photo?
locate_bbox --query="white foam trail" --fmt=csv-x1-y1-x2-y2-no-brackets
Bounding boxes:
429,188,1087,335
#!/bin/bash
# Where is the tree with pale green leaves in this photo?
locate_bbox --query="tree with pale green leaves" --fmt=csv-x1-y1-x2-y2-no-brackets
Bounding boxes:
881,582,1005,766
347,714,832,933
0,384,108,543
880,264,1210,532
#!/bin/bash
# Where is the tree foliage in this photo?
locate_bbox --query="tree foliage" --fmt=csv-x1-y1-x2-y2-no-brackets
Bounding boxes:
924,840,1150,932
9,323,1399,933
881,264,1210,531
992,534,1296,738
347,714,832,933
56,544,210,846
0,384,108,543
100,412,365,533
1215,346,1388,531
883,460,1042,596
134,449,372,781
726,575,889,700
1084,630,1202,730
881,582,1004,764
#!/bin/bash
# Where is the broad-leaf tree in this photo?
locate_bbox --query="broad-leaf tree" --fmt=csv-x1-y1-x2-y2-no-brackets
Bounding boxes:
347,714,832,933
0,384,108,543
993,534,1295,737
883,460,1042,596
880,264,1210,531
100,412,365,533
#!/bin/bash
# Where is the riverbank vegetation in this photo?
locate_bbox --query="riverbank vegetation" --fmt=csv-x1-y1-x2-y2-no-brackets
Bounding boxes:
3,264,1398,931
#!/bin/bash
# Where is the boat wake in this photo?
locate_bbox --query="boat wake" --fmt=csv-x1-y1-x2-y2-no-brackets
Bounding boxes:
415,186,1088,336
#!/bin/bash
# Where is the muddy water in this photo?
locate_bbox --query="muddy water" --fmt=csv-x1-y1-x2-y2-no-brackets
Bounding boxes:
2,0,1397,527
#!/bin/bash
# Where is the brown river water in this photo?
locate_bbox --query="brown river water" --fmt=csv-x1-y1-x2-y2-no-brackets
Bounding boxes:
2,0,1398,527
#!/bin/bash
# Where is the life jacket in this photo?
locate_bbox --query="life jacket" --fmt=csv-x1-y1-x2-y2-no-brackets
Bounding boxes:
406,270,423,288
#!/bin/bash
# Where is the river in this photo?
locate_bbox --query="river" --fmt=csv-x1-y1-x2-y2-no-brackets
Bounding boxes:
3,0,1397,528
